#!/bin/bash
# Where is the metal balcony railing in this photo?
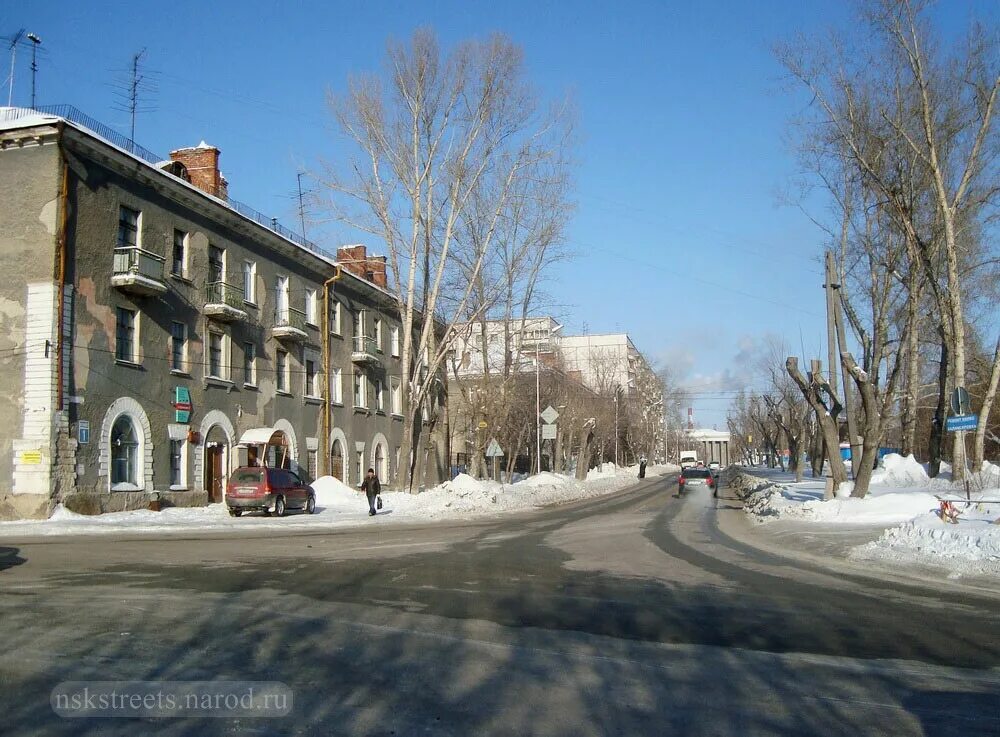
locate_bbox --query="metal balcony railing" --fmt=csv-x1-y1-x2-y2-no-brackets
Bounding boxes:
206,281,245,309
353,335,379,356
113,246,165,281
274,306,307,333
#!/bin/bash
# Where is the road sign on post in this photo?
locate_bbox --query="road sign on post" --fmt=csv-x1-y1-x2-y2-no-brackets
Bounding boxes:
485,439,504,457
945,414,978,432
541,424,557,440
541,405,559,425
951,387,972,416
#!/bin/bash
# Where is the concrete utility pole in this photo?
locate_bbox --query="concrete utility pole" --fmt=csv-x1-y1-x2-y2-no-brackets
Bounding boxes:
535,346,541,474
27,33,40,109
824,251,839,398
827,253,861,477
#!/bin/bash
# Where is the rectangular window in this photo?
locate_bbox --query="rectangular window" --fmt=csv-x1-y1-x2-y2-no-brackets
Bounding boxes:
276,349,288,393
307,449,318,481
305,289,317,325
376,378,385,412
243,260,256,303
355,309,365,337
331,301,341,334
243,342,257,386
353,369,365,407
169,439,184,487
115,307,136,362
208,330,224,378
331,368,343,404
390,376,402,415
276,276,290,321
305,358,318,397
170,322,186,372
208,245,224,284
171,230,187,276
374,318,383,351
390,326,400,357
356,449,365,484
117,205,139,248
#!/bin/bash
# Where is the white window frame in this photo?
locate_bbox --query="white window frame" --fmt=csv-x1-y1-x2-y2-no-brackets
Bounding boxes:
206,328,230,381
355,309,366,338
117,205,141,248
390,326,400,357
243,342,257,387
331,367,343,404
170,321,187,373
243,260,257,304
353,369,366,408
331,301,342,335
208,244,226,284
168,434,189,490
276,275,290,319
374,317,383,351
304,351,320,398
276,348,290,394
305,288,318,326
375,378,385,412
390,376,402,415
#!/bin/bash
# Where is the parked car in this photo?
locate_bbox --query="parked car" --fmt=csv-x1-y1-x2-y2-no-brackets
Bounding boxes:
225,466,316,517
708,461,721,472
678,467,715,495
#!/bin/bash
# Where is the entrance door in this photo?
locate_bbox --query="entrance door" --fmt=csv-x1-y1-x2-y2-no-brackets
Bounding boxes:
206,444,225,503
331,440,344,481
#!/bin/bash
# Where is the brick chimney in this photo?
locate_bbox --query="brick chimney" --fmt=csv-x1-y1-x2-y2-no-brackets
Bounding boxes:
169,141,225,199
336,244,390,288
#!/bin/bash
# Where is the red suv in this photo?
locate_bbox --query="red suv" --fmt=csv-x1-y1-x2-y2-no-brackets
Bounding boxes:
225,466,316,517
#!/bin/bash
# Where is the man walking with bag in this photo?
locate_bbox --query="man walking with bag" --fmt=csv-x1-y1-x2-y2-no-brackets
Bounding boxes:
360,467,382,516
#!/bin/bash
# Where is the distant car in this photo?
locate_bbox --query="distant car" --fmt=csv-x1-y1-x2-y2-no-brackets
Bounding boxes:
678,467,715,494
225,466,315,517
708,462,721,472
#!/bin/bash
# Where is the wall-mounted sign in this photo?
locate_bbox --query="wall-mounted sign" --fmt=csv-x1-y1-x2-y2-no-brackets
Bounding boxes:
78,420,90,444
173,386,192,423
20,450,42,465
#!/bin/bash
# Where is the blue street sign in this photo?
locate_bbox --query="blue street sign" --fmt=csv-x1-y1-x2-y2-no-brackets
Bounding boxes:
945,414,978,432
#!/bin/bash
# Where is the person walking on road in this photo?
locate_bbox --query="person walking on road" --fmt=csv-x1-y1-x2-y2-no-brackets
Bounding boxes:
360,467,382,516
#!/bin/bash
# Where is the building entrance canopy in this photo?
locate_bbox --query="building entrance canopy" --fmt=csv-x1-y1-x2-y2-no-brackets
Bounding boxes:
237,428,288,447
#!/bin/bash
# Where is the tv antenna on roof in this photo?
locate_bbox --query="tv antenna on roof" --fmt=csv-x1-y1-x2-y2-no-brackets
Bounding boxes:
111,48,158,146
5,29,25,107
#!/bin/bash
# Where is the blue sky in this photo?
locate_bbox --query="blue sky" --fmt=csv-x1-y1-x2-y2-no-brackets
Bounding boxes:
5,1,994,429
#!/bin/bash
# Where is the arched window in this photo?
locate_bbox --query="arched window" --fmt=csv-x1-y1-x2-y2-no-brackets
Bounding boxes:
111,415,138,486
331,440,344,481
374,443,386,481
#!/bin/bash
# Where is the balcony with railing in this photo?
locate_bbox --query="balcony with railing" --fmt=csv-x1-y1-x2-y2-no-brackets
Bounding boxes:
111,246,167,296
204,281,248,322
272,306,308,341
351,335,381,365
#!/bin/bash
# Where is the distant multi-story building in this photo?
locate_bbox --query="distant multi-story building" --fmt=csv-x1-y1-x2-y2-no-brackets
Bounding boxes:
0,105,446,520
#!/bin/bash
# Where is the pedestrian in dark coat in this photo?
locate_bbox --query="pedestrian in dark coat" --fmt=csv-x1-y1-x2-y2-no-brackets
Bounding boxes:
638,456,648,479
360,468,381,516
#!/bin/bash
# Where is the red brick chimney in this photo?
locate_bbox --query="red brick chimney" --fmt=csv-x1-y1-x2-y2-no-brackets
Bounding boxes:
169,142,225,199
336,244,389,288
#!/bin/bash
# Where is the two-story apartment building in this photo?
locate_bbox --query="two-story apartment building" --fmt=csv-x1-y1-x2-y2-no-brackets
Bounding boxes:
0,105,446,519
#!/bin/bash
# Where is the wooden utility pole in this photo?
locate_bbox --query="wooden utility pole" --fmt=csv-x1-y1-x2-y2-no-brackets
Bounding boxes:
824,252,839,398
828,254,861,476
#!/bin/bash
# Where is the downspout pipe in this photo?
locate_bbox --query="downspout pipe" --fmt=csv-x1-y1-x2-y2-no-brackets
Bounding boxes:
321,265,343,476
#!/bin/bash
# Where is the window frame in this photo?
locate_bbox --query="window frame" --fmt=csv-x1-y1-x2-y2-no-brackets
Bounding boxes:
304,356,319,398
243,260,257,304
353,369,366,408
208,244,225,284
110,414,140,489
168,437,189,490
331,301,342,335
207,328,229,381
276,348,289,394
331,367,343,404
171,229,188,278
390,326,400,357
117,205,140,248
170,321,187,373
305,288,318,327
243,341,257,387
374,317,383,352
115,307,138,364
390,376,402,415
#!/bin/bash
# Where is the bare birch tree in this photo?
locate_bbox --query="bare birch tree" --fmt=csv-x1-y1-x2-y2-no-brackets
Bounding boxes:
321,30,573,490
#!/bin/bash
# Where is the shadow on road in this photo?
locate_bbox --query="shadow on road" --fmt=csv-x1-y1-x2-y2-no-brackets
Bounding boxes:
0,547,26,572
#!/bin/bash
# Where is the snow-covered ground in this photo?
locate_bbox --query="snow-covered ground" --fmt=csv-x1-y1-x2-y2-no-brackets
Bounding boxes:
737,454,1000,577
0,463,677,538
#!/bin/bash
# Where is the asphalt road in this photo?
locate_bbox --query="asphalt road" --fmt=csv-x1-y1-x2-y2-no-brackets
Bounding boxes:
1,474,999,736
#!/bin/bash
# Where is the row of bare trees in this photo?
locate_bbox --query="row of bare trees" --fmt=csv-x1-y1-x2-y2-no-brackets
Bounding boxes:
735,1,999,497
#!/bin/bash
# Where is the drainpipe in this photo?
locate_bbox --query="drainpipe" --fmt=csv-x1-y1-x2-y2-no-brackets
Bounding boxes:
55,125,70,415
321,265,343,476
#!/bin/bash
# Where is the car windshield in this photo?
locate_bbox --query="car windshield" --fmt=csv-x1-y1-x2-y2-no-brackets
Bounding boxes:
233,469,264,484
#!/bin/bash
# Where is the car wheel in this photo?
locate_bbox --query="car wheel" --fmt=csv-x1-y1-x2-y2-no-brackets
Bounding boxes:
228,508,242,517
275,495,286,517
305,495,316,515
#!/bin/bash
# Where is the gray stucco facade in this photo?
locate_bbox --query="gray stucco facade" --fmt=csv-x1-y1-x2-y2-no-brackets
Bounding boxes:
0,110,446,519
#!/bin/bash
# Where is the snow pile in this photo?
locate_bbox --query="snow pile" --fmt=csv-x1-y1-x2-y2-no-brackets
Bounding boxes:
0,463,676,537
739,455,1000,576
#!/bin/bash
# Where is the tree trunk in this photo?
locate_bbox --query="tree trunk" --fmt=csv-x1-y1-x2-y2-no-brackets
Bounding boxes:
973,338,1000,473
785,357,848,490
575,427,595,481
928,331,949,478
